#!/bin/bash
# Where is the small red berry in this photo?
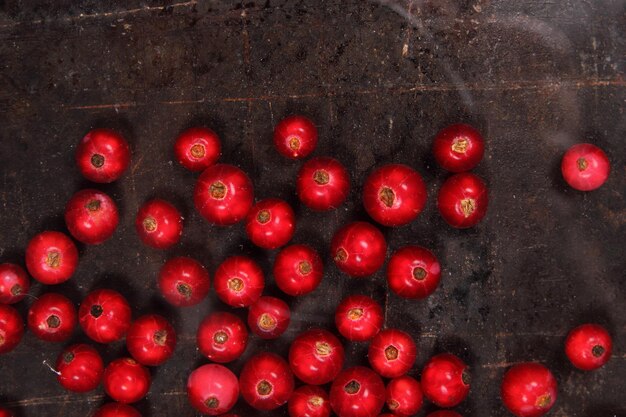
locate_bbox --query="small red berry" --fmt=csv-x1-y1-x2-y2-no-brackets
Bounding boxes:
561,143,610,191
56,343,104,392
273,244,323,296
297,157,350,211
437,173,488,228
0,263,30,304
213,256,264,308
65,189,119,245
92,403,141,417
194,163,254,225
103,358,151,404
248,296,291,340
197,311,248,363
330,366,385,417
426,412,463,417
432,124,485,172
187,364,239,415
27,293,76,342
331,222,387,278
422,353,470,408
565,323,612,370
239,352,294,410
289,328,345,385
135,199,183,249
501,362,557,417
25,231,78,285
76,128,131,183
79,289,132,344
288,385,331,417
335,295,383,342
368,329,416,378
126,314,176,366
245,198,296,249
274,115,318,159
0,304,24,354
174,127,221,172
386,246,441,299
363,164,427,227
385,375,423,416
158,257,210,307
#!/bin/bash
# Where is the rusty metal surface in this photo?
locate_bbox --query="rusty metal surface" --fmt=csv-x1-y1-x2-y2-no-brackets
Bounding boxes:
0,1,624,416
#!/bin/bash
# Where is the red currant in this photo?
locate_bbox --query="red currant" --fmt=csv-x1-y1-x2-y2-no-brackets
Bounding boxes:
158,256,210,307
103,358,151,404
385,375,423,416
239,352,294,410
247,296,291,340
335,295,383,342
288,385,331,417
135,199,183,249
213,256,264,308
187,364,239,415
330,366,385,417
174,127,221,172
79,289,132,344
273,244,323,296
75,128,130,183
565,323,612,370
437,173,488,228
245,198,295,249
368,329,417,378
274,115,318,159
0,304,23,354
501,362,557,417
0,263,30,304
126,314,176,366
289,328,345,385
422,353,470,408
92,403,141,417
65,189,119,245
27,293,76,342
297,157,350,211
561,143,610,191
331,222,387,278
197,311,248,363
25,231,78,285
386,246,441,299
56,343,103,392
432,124,485,172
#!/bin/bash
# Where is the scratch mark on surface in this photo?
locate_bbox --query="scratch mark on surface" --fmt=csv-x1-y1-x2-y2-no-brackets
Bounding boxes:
64,102,139,110
401,0,414,57
267,100,275,127
2,394,104,407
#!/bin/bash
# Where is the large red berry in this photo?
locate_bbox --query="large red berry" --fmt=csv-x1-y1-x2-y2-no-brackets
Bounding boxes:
213,256,264,308
422,353,470,408
330,366,385,417
297,157,350,211
363,164,427,227
174,127,221,172
135,199,183,249
385,375,423,416
103,358,151,404
0,263,30,304
565,323,612,371
56,343,103,392
194,163,254,225
331,222,387,278
0,304,23,354
27,293,76,342
432,124,485,172
501,363,557,417
126,314,176,366
274,115,318,159
239,352,294,410
274,244,323,296
288,385,331,417
65,189,119,245
158,257,210,307
197,311,248,363
25,231,78,285
386,246,441,299
368,329,416,378
248,296,291,340
335,295,383,342
187,364,239,415
92,403,141,417
76,128,130,183
245,198,296,249
437,173,488,228
79,289,132,344
561,143,610,191
289,329,345,385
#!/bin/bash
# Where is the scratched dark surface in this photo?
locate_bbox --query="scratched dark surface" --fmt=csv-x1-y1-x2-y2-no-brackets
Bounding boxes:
0,0,625,416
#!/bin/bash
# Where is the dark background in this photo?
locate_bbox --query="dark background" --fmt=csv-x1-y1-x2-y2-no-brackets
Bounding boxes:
0,0,624,416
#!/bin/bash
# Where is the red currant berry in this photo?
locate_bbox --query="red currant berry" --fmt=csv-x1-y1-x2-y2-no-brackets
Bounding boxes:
432,124,485,172
330,366,385,417
385,375,423,416
274,115,318,159
273,244,323,296
239,352,294,410
331,222,387,278
79,289,132,344
289,385,331,417
158,257,210,307
174,127,221,172
0,263,30,304
565,323,612,371
297,157,350,211
335,295,383,342
437,173,488,228
289,328,345,385
197,311,248,363
213,256,264,308
0,304,24,354
56,343,104,392
135,199,183,249
561,143,610,191
76,128,130,183
248,296,291,340
25,231,78,285
27,293,76,342
245,198,296,249
501,363,557,417
103,358,151,404
92,403,141,417
65,189,119,245
368,329,416,378
422,353,470,408
386,246,441,299
187,364,239,415
126,314,176,366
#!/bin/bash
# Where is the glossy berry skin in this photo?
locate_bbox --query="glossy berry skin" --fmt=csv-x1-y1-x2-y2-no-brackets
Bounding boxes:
245,198,296,249
565,324,612,371
331,222,387,278
174,127,221,172
25,231,78,285
433,124,485,172
103,358,151,404
76,128,131,183
65,189,119,245
135,199,183,249
368,329,416,378
187,364,239,415
501,363,557,417
0,263,30,304
197,311,248,363
92,403,141,417
79,289,132,344
27,293,76,342
422,353,470,408
426,412,463,417
386,246,441,299
288,385,331,417
213,256,264,308
289,328,345,385
297,157,350,211
239,352,294,410
0,304,24,354
274,115,318,159
158,257,210,307
330,366,385,417
194,163,254,226
363,164,427,227
56,344,104,392
437,173,488,228
274,244,323,296
561,143,610,191
335,295,383,342
385,376,423,416
248,296,291,340
126,315,176,366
